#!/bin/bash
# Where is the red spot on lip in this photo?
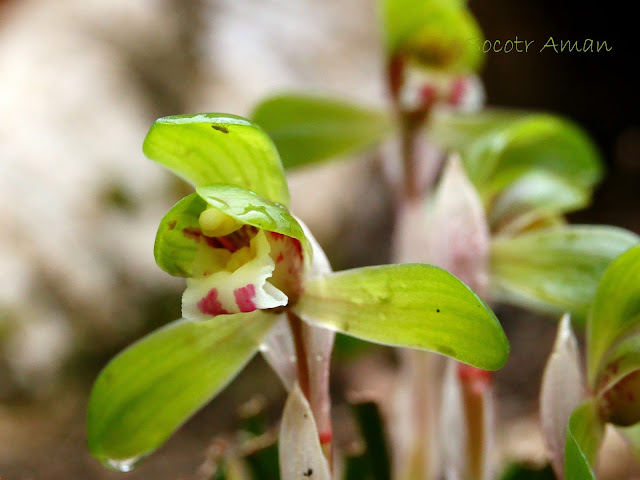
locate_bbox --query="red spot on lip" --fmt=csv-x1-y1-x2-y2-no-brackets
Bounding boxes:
276,252,284,263
197,288,229,316
234,284,257,312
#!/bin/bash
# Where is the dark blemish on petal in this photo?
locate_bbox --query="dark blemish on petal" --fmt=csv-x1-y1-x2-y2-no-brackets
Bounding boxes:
183,227,203,242
436,309,440,313
303,468,313,477
211,124,229,134
168,220,177,230
438,345,455,357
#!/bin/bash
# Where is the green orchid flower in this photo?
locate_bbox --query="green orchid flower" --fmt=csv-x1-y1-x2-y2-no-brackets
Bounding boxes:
86,113,509,470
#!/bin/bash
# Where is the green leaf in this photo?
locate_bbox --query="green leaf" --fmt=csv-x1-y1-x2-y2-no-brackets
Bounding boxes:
489,171,590,229
490,226,639,317
252,95,393,169
428,110,603,199
195,184,311,262
352,401,393,480
143,113,290,205
294,264,508,370
87,311,279,466
499,463,556,480
380,0,484,72
587,244,640,388
154,193,208,277
564,402,604,480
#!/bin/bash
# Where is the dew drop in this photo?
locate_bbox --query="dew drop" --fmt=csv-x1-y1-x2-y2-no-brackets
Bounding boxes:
103,455,144,472
289,355,297,363
315,355,323,363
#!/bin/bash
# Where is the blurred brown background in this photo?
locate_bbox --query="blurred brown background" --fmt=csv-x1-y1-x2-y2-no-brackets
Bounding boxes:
0,0,638,478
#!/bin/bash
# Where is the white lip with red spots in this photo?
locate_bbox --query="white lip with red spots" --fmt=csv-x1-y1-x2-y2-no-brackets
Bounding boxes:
182,229,288,321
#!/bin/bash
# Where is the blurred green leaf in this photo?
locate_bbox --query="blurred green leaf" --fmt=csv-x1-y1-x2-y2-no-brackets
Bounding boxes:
564,402,603,480
154,193,208,277
498,463,556,480
87,311,278,465
489,171,590,229
196,184,311,262
333,333,374,360
352,401,392,480
490,226,639,317
380,0,483,72
587,245,640,388
252,95,393,169
428,110,603,199
294,264,509,370
143,113,290,205
245,443,280,480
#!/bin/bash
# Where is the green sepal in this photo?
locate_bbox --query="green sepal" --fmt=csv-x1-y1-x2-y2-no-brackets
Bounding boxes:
587,244,640,388
87,311,279,466
489,171,590,230
294,264,509,370
154,193,208,277
490,226,639,317
564,401,604,480
143,113,290,205
252,94,393,169
428,110,603,200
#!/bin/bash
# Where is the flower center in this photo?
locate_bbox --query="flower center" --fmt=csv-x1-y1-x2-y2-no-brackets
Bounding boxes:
181,220,304,320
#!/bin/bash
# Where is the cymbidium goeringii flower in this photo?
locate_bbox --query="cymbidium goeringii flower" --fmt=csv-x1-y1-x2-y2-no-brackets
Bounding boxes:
87,113,509,469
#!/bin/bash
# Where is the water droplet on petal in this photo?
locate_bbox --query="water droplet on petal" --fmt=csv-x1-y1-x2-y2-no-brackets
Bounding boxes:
103,456,143,472
315,355,323,362
289,355,297,363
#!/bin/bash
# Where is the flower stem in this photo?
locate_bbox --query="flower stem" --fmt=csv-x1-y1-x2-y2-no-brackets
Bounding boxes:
287,311,311,404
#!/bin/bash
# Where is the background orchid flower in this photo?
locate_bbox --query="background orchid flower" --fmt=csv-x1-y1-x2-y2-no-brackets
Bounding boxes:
86,113,509,471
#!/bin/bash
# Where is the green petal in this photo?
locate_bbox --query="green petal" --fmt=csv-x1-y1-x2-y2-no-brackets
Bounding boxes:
380,0,484,72
564,402,604,480
252,95,393,169
489,171,590,229
87,311,279,466
490,226,639,317
587,244,640,387
154,193,208,277
294,264,508,370
195,184,311,264
428,110,603,199
143,113,290,205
